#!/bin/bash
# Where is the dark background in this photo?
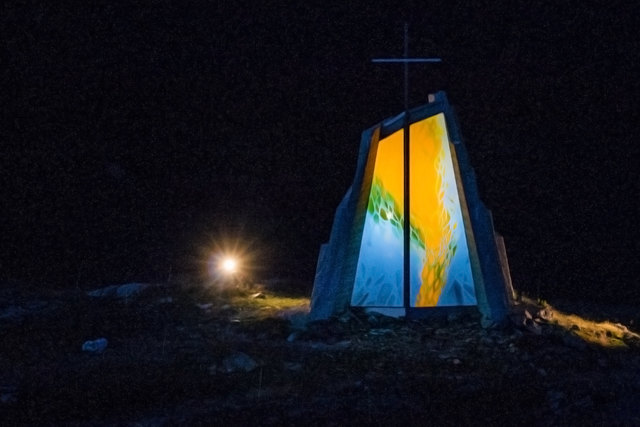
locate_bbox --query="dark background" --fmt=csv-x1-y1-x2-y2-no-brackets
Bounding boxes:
2,1,638,303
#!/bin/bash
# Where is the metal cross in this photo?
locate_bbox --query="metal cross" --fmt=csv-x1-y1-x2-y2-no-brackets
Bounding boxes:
372,23,441,312
372,23,442,113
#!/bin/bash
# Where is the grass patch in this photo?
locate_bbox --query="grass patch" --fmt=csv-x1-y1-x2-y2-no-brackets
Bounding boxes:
551,311,636,349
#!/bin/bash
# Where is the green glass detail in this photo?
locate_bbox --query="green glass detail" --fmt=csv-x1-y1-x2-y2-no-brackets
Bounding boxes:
367,178,425,250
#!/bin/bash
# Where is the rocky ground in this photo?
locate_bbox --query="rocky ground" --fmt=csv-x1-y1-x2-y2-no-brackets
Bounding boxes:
1,280,640,426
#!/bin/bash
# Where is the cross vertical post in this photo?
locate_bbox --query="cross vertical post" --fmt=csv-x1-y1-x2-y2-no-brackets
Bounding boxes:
404,22,409,112
371,23,441,314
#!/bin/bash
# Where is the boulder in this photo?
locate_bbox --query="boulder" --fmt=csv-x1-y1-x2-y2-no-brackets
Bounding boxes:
87,283,150,300
221,352,258,373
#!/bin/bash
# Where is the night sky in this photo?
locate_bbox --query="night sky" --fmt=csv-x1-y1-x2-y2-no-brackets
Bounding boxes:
2,2,638,304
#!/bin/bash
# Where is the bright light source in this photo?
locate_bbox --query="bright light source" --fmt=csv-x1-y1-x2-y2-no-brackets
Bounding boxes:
205,251,244,283
201,235,258,285
220,257,238,275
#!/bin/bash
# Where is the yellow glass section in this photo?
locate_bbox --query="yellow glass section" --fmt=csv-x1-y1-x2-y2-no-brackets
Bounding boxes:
373,128,404,212
410,114,475,307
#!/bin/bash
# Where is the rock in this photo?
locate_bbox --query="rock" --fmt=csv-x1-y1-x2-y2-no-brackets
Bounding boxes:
480,336,494,346
447,312,462,323
511,307,542,335
492,332,510,345
573,395,594,409
222,352,258,373
623,332,640,348
536,307,554,322
207,364,218,375
546,390,566,411
286,331,300,342
0,306,27,321
562,333,587,350
130,416,169,427
614,323,628,332
480,317,496,329
367,314,378,325
23,300,47,311
197,303,213,311
116,283,149,299
368,328,394,336
87,283,150,300
438,350,458,360
87,285,119,298
456,379,483,396
82,338,108,353
524,318,542,335
284,362,303,371
292,314,310,331
309,340,351,351
0,299,56,322
0,385,17,404
337,311,352,323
